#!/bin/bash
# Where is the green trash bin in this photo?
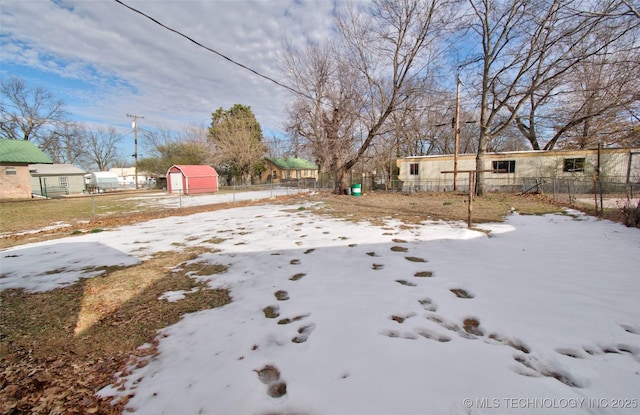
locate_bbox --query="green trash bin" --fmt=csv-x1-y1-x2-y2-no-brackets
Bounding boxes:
352,183,361,196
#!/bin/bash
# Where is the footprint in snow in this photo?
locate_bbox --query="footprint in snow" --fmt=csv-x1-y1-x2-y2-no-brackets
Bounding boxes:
450,287,474,299
292,323,316,343
290,273,306,281
255,365,287,398
263,305,280,319
512,354,585,388
274,290,289,301
389,312,416,323
418,297,437,312
415,328,451,342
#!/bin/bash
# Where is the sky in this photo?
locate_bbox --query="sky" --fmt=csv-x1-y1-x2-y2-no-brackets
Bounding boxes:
1,190,639,414
0,0,337,151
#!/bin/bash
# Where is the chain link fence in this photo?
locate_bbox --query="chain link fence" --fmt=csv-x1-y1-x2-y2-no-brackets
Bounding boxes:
386,176,639,210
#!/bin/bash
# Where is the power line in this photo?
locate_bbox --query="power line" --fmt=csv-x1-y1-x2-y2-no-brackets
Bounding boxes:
113,0,315,102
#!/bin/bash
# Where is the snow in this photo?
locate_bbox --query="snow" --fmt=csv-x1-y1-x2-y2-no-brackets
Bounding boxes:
1,191,639,415
124,186,302,208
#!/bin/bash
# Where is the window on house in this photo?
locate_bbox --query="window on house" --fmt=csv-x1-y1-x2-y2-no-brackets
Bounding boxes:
563,158,585,172
5,167,16,175
409,163,419,175
59,177,69,188
492,160,516,173
272,170,277,179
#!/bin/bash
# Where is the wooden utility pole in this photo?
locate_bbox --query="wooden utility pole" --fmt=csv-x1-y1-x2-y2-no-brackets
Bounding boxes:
442,169,502,228
127,114,144,189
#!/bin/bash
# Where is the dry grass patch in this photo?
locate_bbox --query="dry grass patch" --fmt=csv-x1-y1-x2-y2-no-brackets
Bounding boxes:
298,191,562,225
0,247,230,414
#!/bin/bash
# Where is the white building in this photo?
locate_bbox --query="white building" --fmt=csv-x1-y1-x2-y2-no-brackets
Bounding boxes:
397,147,640,192
108,167,149,188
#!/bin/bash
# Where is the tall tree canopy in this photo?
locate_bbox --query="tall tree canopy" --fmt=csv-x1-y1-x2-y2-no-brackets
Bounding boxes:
208,104,266,184
209,104,263,143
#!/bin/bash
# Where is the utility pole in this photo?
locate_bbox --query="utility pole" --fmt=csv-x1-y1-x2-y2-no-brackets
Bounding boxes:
127,114,144,189
453,76,462,191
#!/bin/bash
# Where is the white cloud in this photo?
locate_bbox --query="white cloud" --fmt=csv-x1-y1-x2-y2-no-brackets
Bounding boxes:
1,0,338,133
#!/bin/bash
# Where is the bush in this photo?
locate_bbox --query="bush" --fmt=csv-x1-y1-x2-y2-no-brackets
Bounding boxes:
620,200,640,228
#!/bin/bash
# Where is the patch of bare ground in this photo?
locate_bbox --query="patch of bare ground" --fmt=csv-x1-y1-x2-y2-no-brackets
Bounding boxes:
0,247,230,414
292,191,563,225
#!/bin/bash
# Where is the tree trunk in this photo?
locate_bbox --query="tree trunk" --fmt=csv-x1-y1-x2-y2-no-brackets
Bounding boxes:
334,166,348,195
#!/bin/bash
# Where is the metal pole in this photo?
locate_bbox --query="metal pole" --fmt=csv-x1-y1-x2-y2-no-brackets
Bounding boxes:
467,171,474,228
597,142,603,216
454,76,462,191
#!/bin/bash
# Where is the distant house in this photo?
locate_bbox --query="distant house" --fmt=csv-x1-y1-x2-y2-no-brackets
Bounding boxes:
30,164,86,197
0,139,53,199
261,157,318,183
166,165,219,194
108,167,150,188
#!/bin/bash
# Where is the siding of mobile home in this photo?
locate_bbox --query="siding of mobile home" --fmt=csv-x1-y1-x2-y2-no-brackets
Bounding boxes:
397,148,640,191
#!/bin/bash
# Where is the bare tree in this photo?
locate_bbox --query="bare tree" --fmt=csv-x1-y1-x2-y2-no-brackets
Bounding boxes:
283,40,360,185
139,124,214,176
544,52,640,149
284,0,450,192
0,76,66,141
622,0,640,18
465,0,639,195
264,134,297,158
37,122,86,166
84,126,122,171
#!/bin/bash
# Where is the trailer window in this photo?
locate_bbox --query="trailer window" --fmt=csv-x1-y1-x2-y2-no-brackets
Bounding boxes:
563,158,585,172
409,163,419,175
492,160,516,173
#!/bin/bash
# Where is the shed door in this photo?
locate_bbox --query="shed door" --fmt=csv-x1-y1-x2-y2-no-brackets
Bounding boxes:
169,172,183,193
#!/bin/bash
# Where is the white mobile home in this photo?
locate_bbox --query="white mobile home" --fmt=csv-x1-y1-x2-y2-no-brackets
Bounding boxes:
397,148,640,192
85,172,119,193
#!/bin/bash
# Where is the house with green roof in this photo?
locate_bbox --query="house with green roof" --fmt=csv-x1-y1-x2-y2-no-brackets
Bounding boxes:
0,139,53,199
261,157,318,183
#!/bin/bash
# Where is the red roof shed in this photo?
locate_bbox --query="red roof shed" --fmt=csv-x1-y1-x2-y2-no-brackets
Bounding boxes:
166,165,219,195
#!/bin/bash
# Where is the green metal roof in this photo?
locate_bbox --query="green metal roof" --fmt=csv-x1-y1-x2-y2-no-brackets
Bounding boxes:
268,157,318,170
0,139,53,164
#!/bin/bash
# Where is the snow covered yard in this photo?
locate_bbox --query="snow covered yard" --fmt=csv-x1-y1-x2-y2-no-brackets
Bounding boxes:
1,200,639,414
